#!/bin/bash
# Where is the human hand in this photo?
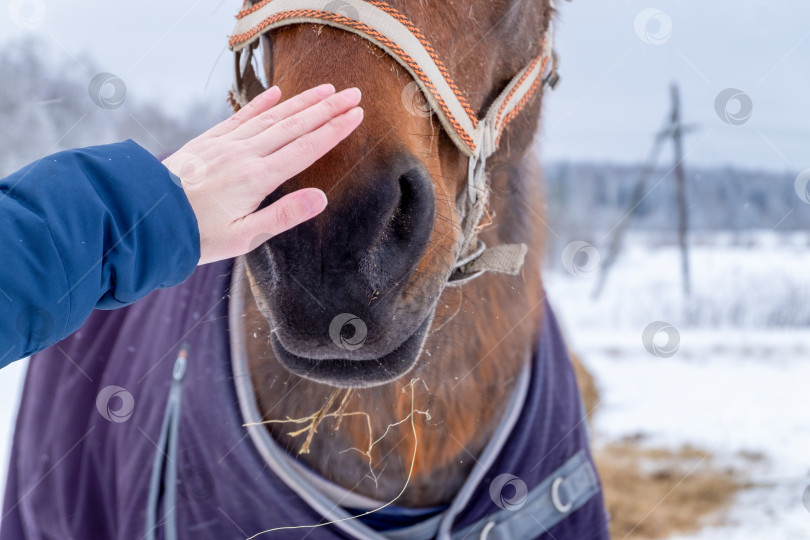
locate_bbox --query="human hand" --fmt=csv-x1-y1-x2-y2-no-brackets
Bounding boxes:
162,84,363,265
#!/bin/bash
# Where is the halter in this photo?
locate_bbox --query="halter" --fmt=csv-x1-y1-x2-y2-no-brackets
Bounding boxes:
228,0,560,285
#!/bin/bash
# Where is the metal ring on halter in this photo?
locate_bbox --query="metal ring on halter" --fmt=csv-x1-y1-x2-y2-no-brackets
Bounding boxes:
447,239,487,286
543,50,561,90
454,238,487,269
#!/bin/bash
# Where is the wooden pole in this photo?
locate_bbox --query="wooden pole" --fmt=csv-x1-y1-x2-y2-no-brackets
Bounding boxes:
594,83,696,298
670,82,691,296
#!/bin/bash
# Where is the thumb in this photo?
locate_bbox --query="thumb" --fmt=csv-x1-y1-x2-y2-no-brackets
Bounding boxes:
240,188,328,252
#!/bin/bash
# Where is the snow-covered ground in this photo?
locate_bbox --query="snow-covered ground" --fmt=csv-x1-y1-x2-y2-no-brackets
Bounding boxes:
0,358,27,509
545,231,810,539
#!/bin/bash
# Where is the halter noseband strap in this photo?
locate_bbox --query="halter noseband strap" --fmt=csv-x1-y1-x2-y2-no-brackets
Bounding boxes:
228,0,560,286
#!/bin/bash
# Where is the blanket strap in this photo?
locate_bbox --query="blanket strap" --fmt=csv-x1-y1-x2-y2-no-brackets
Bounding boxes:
144,346,188,540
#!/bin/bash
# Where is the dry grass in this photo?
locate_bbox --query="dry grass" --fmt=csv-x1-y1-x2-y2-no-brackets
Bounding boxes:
569,352,748,539
596,441,745,539
571,351,600,418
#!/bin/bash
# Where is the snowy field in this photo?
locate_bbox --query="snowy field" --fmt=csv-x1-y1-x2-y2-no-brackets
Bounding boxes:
545,231,810,539
1,232,808,537
0,358,26,509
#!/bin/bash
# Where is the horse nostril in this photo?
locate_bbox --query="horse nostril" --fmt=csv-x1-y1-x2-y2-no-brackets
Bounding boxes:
389,172,421,242
359,160,435,290
388,167,435,256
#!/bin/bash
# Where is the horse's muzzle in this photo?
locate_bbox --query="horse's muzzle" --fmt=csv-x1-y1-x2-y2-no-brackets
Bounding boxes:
244,151,442,386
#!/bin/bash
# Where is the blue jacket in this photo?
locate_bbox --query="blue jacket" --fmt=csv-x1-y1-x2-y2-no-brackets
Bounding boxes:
0,140,200,367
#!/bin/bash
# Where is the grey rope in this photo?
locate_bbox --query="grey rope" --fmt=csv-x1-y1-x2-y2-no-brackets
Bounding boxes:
144,347,188,540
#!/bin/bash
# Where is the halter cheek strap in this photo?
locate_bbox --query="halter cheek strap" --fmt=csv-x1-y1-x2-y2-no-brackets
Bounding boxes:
229,0,560,285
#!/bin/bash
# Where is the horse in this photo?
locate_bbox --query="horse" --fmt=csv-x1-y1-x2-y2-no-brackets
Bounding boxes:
1,1,609,538
232,0,555,504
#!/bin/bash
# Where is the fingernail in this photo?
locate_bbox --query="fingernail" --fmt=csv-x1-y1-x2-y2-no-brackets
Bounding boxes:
338,87,361,100
262,86,280,99
298,190,328,216
315,84,335,97
346,106,364,120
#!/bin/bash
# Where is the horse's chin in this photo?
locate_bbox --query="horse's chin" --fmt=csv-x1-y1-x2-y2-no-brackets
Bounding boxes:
269,313,434,389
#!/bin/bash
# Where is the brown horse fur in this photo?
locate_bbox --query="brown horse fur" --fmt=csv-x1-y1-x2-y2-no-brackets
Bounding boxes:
235,0,555,507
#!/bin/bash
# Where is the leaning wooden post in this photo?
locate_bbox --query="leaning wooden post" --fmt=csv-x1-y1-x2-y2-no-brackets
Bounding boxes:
670,82,691,296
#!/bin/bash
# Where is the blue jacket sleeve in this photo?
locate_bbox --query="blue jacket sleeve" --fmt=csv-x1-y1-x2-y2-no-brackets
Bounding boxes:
0,140,200,367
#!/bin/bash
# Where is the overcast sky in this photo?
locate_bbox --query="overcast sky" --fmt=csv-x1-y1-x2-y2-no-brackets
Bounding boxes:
1,0,808,171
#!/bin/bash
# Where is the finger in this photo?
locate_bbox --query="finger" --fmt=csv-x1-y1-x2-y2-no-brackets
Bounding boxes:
239,188,328,246
251,87,362,157
233,83,336,140
264,107,364,185
208,86,283,137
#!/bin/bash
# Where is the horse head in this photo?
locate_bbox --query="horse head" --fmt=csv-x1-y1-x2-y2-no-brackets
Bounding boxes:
235,0,554,389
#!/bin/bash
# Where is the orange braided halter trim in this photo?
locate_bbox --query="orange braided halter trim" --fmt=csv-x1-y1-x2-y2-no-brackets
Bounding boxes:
229,0,555,159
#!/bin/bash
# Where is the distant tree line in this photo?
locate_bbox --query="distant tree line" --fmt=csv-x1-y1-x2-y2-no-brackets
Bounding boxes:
0,38,227,177
544,161,809,242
